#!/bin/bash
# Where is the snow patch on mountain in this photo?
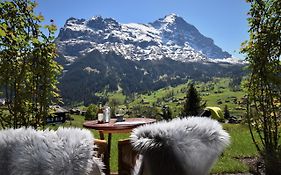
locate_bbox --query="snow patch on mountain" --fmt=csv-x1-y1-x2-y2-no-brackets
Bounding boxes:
163,13,177,23
209,57,247,64
83,67,100,74
56,14,242,64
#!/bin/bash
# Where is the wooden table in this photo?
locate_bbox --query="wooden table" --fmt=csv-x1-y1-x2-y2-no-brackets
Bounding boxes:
83,118,156,175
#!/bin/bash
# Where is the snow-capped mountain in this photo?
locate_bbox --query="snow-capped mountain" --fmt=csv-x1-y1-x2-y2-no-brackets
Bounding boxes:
56,14,233,64
55,14,245,105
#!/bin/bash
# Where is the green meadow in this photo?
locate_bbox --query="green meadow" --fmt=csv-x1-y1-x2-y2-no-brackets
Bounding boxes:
47,114,257,174
105,77,246,118
45,77,255,173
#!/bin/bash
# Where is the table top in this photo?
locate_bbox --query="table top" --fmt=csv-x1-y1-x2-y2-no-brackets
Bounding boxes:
83,118,156,133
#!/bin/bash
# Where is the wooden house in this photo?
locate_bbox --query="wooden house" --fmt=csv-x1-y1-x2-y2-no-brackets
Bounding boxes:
47,105,69,123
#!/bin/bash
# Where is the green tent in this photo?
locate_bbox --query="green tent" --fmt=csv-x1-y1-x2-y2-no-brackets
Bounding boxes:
201,107,224,121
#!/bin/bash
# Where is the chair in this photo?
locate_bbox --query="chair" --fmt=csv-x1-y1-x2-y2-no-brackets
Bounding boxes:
0,127,104,175
94,139,109,174
130,117,230,175
118,139,138,175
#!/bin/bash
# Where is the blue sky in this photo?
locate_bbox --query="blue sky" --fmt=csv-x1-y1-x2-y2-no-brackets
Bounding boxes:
36,0,250,59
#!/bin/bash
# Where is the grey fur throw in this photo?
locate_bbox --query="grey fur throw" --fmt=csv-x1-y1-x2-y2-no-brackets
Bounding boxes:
130,117,230,175
0,127,104,175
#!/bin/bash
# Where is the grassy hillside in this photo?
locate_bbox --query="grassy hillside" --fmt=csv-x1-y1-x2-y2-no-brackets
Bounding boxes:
105,77,246,119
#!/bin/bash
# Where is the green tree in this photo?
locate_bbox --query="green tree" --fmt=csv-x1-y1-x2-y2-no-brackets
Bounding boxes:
85,104,98,120
241,0,281,174
182,84,204,116
161,105,172,121
223,105,230,120
0,0,62,128
130,105,160,119
109,98,121,117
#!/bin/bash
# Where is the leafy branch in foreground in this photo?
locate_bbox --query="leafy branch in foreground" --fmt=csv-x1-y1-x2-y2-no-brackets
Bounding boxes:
241,0,281,174
0,0,62,129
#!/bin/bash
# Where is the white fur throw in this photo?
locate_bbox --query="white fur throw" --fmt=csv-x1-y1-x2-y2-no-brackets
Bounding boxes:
130,117,230,175
0,127,104,175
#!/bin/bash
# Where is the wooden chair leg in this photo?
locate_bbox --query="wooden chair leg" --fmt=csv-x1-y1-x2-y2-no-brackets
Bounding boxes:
94,139,110,175
118,139,138,175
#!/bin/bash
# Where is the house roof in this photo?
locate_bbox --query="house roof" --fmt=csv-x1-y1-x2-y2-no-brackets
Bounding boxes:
49,105,69,113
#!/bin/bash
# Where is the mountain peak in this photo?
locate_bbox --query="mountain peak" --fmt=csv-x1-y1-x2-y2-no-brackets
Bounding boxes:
65,17,86,26
86,16,120,30
150,13,186,30
159,13,186,25
162,13,179,23
90,15,103,21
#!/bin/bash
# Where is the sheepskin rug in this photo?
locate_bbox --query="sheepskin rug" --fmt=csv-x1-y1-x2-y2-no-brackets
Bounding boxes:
130,117,230,175
0,127,104,175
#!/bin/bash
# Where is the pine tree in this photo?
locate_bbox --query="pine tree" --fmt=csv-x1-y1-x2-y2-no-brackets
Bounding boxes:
85,104,98,120
161,105,172,121
224,105,230,120
182,84,203,116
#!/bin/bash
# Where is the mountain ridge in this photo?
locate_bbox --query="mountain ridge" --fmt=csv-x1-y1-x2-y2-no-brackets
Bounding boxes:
56,14,233,64
55,14,245,105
